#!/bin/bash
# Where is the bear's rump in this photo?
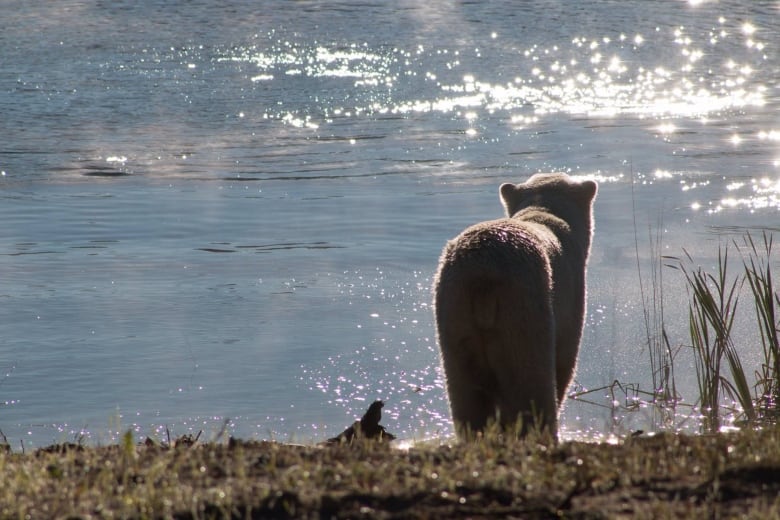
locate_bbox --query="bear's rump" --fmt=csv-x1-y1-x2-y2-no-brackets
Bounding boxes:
435,222,554,333
435,223,557,408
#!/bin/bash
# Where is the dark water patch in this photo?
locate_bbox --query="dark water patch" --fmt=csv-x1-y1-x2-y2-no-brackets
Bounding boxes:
316,134,386,142
197,242,344,253
68,193,114,199
301,195,345,201
581,122,639,130
82,171,131,178
5,243,65,256
82,166,131,177
236,241,345,253
389,158,448,164
230,169,424,182
508,150,549,156
5,250,63,256
679,150,767,159
197,247,237,253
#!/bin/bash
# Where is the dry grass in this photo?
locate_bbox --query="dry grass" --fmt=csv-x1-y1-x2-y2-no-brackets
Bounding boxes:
2,427,780,519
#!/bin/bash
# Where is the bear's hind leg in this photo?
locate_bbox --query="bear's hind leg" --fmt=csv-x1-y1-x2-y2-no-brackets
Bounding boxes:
443,346,495,437
490,297,558,437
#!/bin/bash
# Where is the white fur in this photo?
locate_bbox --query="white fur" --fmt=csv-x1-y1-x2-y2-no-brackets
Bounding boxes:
434,173,597,438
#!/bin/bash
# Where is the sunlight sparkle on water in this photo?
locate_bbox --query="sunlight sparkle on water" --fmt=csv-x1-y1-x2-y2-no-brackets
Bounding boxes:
701,176,780,213
758,130,780,141
406,31,761,119
224,17,767,132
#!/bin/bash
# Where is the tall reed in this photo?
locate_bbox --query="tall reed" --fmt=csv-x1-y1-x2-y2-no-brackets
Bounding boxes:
577,229,776,434
630,165,680,430
668,232,780,432
671,246,737,432
741,232,780,424
635,225,679,429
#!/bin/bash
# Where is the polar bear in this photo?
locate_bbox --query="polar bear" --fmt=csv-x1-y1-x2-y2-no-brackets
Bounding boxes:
433,173,597,438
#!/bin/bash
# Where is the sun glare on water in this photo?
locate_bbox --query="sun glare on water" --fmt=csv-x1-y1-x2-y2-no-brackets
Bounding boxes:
225,15,767,137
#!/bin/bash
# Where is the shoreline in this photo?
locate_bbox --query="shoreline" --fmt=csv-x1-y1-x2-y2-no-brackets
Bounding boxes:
2,427,779,518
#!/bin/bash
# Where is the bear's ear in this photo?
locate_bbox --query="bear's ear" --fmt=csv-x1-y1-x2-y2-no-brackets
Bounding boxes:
499,183,523,215
576,179,598,202
499,182,518,201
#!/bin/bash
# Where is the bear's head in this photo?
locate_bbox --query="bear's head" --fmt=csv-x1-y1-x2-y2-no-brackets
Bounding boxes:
499,173,597,220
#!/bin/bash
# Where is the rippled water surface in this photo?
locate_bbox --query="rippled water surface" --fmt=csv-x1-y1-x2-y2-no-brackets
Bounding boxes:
1,1,779,447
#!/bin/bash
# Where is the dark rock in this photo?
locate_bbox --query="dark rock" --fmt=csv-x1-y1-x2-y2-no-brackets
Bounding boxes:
325,400,396,444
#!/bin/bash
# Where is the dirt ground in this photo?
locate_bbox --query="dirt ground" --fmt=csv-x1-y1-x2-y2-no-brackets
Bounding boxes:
2,426,780,518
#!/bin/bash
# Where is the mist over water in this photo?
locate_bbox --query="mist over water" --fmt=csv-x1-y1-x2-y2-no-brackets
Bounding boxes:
1,1,779,447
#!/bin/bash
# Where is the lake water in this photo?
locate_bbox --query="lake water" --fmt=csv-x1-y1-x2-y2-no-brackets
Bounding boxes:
1,0,779,448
